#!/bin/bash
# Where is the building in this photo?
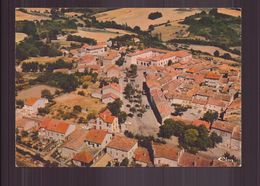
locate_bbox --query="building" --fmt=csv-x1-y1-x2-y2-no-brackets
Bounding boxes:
16,116,40,132
23,97,48,115
81,42,107,56
230,126,241,150
126,48,191,67
211,121,239,148
77,54,97,72
103,50,120,66
106,135,138,162
178,152,212,167
85,129,113,148
134,147,152,167
96,109,119,133
39,118,76,141
72,148,106,167
152,142,183,167
60,128,88,158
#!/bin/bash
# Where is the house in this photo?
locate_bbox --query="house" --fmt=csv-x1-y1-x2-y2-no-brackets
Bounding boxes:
96,109,119,133
105,65,122,78
106,135,138,162
178,152,212,167
204,72,221,88
85,129,113,148
72,148,106,167
103,50,120,66
206,97,227,113
23,97,48,115
171,51,192,62
126,48,183,67
191,119,210,130
77,54,96,72
81,42,107,56
39,118,76,141
60,128,88,158
152,142,183,167
134,147,152,167
102,83,122,98
211,121,238,148
16,116,40,132
230,126,241,150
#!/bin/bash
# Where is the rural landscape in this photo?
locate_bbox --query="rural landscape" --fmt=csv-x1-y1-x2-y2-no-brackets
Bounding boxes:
15,8,241,167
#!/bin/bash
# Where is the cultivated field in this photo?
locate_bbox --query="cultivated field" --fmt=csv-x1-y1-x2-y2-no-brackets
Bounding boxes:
16,85,59,100
53,93,106,113
25,8,51,14
217,8,241,17
16,33,28,43
21,56,74,64
16,10,50,21
73,27,134,42
95,8,202,30
65,12,84,17
187,44,240,59
151,21,188,41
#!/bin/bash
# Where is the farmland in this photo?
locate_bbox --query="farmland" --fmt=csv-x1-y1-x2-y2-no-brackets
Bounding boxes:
16,33,28,43
95,8,202,30
21,56,74,64
72,27,134,42
15,10,50,21
16,85,59,100
217,8,241,17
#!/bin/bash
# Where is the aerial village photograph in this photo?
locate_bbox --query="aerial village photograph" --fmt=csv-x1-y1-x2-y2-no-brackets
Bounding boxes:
15,8,241,167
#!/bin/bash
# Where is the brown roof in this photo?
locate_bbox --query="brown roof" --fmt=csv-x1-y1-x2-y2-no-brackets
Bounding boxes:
134,147,152,164
191,119,210,130
98,109,116,124
85,129,109,144
152,143,181,161
25,97,37,106
211,121,237,133
178,152,212,167
107,135,137,152
62,128,88,150
205,72,221,80
73,150,94,164
40,117,70,134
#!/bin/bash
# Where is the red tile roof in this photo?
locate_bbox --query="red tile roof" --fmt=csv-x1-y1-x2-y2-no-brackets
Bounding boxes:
107,135,137,152
205,72,221,80
85,129,109,144
178,152,212,167
134,147,152,164
152,143,181,161
211,121,237,133
40,117,70,134
73,150,94,164
191,119,210,130
25,97,37,106
98,109,116,124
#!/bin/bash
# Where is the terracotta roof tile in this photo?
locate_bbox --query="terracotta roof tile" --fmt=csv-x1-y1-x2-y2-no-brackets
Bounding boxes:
85,129,109,144
134,147,152,164
152,143,181,161
107,135,137,152
99,109,116,124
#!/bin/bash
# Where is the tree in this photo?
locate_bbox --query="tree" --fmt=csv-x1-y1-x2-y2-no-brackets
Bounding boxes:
115,57,125,66
184,129,199,146
133,26,141,33
38,107,49,116
222,53,232,60
214,50,220,57
118,111,127,124
87,112,96,121
168,60,173,66
78,91,85,96
107,98,123,116
120,158,129,167
129,64,137,77
148,12,163,20
73,105,82,113
41,89,52,100
148,25,155,31
16,99,24,108
209,131,222,147
202,110,219,126
124,83,135,98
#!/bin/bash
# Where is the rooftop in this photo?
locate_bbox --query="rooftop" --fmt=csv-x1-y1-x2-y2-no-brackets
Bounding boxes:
107,135,137,152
